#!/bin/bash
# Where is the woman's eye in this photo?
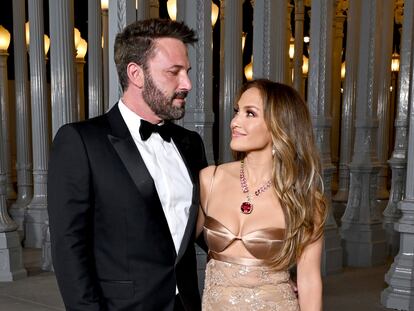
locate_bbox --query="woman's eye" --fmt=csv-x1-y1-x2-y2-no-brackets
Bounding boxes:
233,108,239,115
246,111,255,117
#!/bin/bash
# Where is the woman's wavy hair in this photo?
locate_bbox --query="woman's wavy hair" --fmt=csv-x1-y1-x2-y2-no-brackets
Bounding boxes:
233,79,327,268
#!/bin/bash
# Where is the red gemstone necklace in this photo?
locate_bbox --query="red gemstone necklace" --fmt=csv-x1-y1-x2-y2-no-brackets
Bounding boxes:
239,159,272,214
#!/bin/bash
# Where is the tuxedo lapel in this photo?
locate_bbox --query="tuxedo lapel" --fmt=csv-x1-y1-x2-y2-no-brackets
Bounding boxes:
108,134,159,208
171,129,195,183
176,184,199,262
172,129,199,263
106,105,175,251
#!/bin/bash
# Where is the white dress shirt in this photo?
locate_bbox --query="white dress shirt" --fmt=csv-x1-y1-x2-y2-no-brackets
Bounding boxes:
118,100,193,256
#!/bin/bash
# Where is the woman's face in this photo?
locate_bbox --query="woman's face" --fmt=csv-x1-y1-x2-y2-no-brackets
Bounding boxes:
230,87,272,153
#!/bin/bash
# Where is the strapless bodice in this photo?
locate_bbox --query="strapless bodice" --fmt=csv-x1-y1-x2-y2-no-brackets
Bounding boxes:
203,216,285,265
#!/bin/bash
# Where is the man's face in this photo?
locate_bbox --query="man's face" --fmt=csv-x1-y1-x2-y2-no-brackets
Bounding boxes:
142,38,192,120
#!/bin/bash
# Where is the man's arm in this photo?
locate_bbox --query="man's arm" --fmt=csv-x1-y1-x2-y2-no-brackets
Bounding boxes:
48,124,102,310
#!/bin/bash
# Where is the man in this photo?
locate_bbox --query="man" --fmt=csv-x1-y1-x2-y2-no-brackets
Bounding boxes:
48,19,207,311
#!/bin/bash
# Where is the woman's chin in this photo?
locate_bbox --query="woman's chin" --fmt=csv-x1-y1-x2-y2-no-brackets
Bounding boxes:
230,142,245,152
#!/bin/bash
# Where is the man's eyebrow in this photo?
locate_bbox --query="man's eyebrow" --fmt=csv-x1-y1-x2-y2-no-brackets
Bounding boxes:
168,65,191,71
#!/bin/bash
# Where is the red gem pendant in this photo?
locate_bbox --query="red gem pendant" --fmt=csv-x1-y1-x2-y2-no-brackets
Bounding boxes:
240,202,253,214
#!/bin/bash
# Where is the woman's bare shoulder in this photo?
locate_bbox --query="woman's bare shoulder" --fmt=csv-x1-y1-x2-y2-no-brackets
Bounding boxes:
218,161,240,176
200,161,240,183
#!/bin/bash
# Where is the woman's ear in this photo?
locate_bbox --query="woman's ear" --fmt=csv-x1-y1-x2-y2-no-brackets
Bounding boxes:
126,62,144,88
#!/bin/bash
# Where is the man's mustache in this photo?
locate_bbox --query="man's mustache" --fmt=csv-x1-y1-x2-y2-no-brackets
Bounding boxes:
173,91,189,100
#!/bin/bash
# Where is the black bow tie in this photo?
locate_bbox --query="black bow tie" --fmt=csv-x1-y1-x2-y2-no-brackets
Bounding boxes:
139,119,172,142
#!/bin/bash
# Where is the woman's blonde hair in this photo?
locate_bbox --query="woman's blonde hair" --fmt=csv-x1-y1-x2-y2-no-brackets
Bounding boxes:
233,79,327,268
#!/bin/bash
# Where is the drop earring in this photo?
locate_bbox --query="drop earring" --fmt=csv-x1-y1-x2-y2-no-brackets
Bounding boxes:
272,145,276,156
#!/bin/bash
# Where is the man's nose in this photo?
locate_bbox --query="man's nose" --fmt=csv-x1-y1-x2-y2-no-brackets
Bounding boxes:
180,72,192,91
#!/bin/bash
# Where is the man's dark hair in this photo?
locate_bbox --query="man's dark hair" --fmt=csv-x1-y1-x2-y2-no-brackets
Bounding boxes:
114,19,197,91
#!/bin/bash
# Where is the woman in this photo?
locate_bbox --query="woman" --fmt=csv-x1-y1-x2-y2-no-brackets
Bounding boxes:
197,79,327,310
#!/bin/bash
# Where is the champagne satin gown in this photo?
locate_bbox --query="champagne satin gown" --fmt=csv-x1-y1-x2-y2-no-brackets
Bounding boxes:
201,168,299,311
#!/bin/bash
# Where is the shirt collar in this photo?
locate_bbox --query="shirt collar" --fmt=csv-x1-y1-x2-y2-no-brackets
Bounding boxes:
118,99,167,142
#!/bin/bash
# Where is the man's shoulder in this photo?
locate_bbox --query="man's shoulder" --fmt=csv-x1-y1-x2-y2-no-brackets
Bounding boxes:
60,114,108,131
54,112,111,143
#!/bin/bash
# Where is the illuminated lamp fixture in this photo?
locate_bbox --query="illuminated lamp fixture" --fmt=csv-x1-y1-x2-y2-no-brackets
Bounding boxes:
167,0,219,27
244,56,253,81
43,34,50,55
74,28,81,50
0,25,11,52
341,61,346,79
289,38,294,60
76,38,88,60
391,52,400,72
25,22,30,48
302,55,309,75
101,0,108,10
242,32,246,52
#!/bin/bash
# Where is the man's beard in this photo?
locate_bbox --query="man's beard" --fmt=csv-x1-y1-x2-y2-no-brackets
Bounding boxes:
142,71,188,120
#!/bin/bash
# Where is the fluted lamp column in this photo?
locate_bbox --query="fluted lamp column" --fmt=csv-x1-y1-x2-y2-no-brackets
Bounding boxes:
252,0,289,83
341,0,387,267
136,0,150,20
383,52,401,252
383,1,410,258
101,0,109,113
293,0,305,95
76,38,87,120
0,25,27,282
172,0,216,164
331,2,347,193
381,0,414,304
107,0,136,108
218,0,243,164
88,0,104,119
9,0,34,240
0,26,17,204
375,0,394,204
25,0,50,249
308,0,343,275
332,0,360,221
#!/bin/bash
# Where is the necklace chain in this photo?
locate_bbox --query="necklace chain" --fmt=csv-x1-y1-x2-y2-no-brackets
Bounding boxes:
240,159,272,201
240,160,272,197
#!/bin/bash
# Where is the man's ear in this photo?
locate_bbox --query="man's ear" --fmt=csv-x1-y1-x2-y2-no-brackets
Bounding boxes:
126,62,144,88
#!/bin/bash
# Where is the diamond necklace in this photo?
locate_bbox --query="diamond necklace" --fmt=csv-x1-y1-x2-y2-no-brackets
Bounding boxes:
239,159,272,214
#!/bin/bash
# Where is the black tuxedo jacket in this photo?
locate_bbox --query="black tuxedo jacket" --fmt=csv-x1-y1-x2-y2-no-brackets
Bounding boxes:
48,104,208,311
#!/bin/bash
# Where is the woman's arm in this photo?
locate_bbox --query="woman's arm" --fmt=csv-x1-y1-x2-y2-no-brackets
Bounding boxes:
195,165,217,237
296,236,323,311
196,165,216,237
196,206,206,238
